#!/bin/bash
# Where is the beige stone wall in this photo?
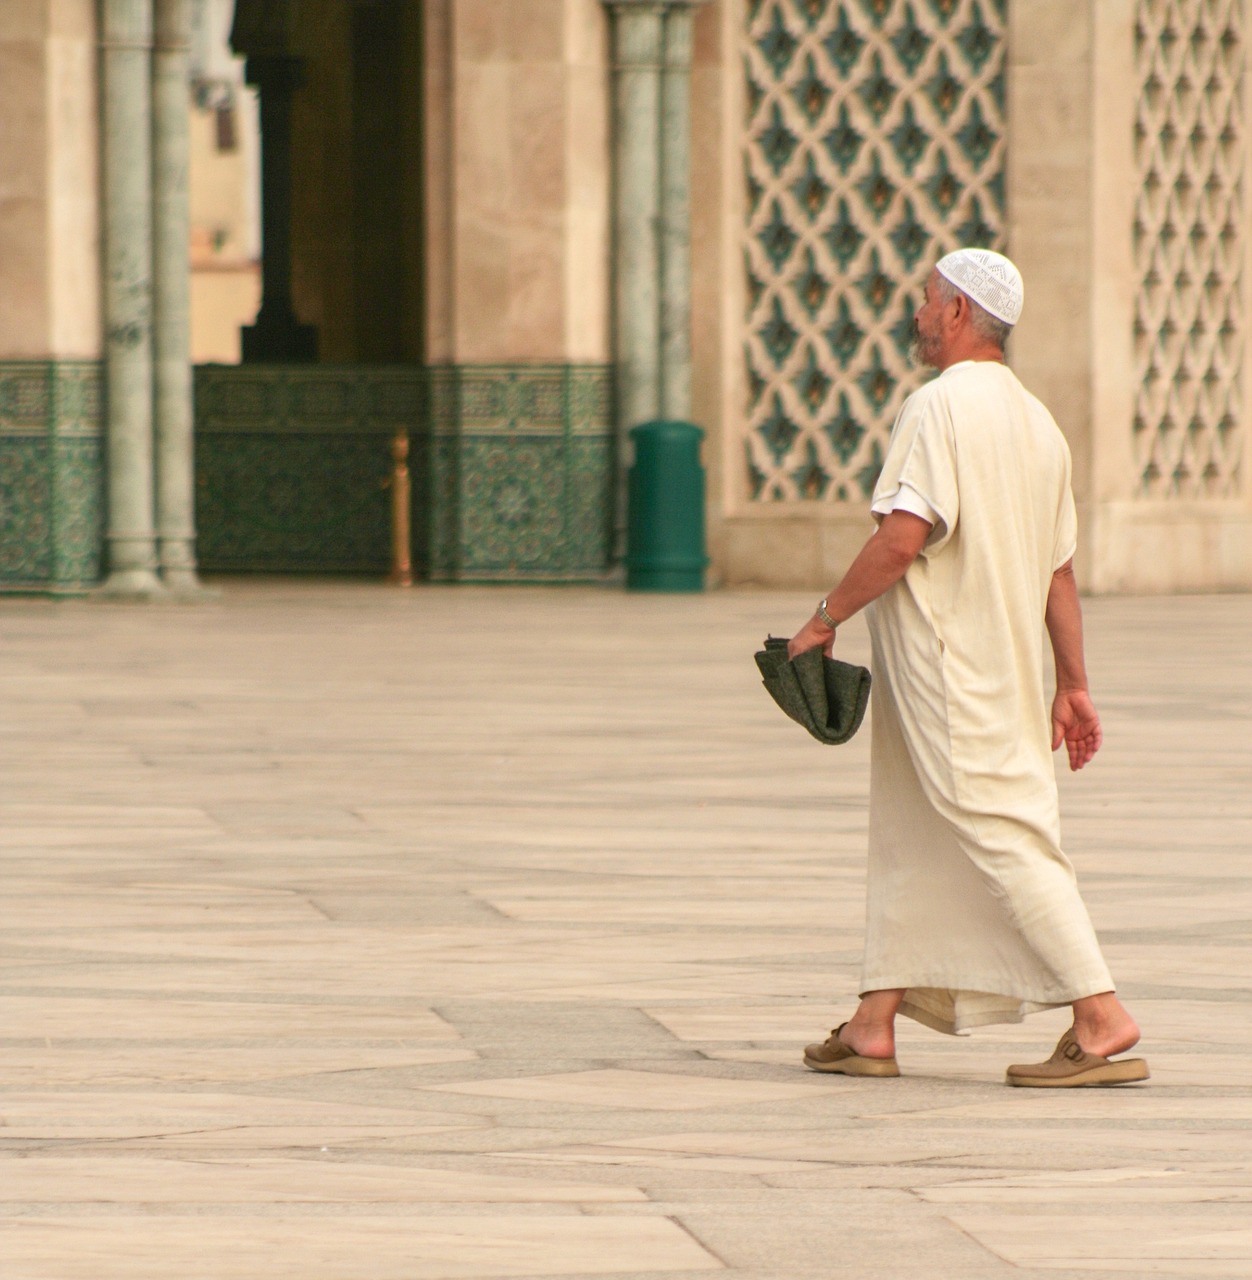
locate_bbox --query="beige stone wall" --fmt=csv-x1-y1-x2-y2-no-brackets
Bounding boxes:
0,0,99,360
422,0,610,363
1011,0,1252,593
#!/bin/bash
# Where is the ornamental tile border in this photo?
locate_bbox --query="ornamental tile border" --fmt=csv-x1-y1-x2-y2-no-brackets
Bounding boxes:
0,360,103,592
743,0,1008,503
195,363,614,581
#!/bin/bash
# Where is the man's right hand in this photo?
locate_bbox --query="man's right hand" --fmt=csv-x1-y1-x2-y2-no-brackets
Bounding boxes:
787,616,836,660
1051,689,1102,771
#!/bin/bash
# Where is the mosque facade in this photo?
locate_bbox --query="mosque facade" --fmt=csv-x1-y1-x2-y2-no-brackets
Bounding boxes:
2,0,1249,595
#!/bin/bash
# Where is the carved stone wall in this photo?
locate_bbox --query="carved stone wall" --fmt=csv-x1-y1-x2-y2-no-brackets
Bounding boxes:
742,0,1007,503
1132,0,1245,498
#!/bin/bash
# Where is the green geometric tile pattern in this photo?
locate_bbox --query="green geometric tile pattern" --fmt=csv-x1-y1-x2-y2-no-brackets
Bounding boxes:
0,360,103,592
744,0,1007,502
422,365,614,582
195,363,613,581
1133,0,1244,498
194,366,421,573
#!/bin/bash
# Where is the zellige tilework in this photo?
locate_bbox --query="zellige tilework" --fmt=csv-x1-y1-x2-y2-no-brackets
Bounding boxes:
743,0,1007,502
194,363,614,582
422,364,614,582
0,360,102,592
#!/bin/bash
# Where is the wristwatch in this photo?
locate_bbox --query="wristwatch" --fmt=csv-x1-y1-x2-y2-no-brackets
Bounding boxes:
816,598,837,630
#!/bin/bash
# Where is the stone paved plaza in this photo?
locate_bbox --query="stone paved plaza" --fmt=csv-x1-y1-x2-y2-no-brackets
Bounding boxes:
1,582,1249,1279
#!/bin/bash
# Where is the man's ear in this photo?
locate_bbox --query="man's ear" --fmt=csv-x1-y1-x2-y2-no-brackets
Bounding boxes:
948,291,968,329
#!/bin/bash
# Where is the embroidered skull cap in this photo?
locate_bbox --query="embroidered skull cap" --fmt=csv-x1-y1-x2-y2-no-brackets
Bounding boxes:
935,248,1024,326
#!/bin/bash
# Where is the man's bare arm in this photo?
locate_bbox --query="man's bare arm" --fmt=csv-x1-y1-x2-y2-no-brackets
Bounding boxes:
1046,558,1102,771
788,511,932,659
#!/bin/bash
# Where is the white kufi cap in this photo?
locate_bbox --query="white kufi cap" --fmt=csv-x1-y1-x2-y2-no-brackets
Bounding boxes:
935,248,1023,326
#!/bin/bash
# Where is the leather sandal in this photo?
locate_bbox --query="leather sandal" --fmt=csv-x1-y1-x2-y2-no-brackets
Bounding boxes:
803,1023,900,1077
1006,1026,1149,1088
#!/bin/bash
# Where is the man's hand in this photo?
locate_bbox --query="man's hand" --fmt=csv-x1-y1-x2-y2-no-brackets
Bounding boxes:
787,616,835,660
1051,688,1102,771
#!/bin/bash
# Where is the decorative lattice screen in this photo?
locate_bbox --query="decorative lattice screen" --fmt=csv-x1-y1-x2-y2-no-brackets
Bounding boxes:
1133,0,1245,498
743,0,1007,502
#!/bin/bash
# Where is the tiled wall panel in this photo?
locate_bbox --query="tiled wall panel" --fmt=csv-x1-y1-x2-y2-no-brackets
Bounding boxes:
195,363,614,581
0,361,102,592
423,365,615,581
743,0,1007,502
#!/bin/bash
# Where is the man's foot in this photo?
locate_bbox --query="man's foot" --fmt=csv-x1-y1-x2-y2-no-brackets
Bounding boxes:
803,1023,900,1077
1005,1026,1149,1088
1072,996,1141,1059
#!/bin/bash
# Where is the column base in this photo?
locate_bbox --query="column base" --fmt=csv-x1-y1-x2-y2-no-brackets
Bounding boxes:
95,567,167,599
162,570,219,600
158,537,212,598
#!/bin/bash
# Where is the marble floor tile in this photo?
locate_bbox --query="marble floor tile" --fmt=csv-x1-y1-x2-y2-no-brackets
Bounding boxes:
0,1091,454,1140
1,1156,647,1204
916,1164,1252,1205
425,1069,822,1111
0,1045,476,1085
949,1212,1252,1273
0,1215,720,1279
0,584,1248,1277
0,995,458,1040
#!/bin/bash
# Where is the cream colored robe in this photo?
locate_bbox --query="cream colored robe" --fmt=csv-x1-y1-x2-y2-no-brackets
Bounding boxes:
863,360,1114,1034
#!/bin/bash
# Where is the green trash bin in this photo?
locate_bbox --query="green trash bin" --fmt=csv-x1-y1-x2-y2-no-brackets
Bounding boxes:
626,420,707,592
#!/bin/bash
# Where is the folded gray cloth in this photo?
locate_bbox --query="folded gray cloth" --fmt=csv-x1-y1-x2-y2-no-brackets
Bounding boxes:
754,636,871,745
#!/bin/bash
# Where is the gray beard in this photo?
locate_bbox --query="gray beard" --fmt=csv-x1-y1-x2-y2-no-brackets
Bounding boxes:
910,336,938,367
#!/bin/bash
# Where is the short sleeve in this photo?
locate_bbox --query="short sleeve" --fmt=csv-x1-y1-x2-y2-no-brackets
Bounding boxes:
1053,478,1078,570
871,484,941,545
871,382,959,556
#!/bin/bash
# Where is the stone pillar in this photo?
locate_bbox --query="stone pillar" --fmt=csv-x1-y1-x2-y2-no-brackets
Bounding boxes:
606,2,664,430
152,0,202,592
413,1,615,582
604,1,708,556
604,1,664,559
658,3,704,422
240,54,317,361
100,0,163,596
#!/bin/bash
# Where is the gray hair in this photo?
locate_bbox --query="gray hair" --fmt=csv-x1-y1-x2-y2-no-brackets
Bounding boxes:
934,273,1013,348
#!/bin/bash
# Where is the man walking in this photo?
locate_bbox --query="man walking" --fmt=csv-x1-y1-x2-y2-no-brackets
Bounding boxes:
790,249,1147,1087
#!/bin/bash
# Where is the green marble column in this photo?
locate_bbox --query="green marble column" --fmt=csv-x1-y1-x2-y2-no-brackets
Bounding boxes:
605,0,665,558
604,1,707,559
152,0,204,594
659,3,703,423
100,0,163,597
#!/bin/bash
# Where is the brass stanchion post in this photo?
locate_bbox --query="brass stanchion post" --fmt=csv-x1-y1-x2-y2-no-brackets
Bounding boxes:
388,430,413,586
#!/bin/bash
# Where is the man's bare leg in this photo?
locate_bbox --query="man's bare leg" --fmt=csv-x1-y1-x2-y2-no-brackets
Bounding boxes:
1071,991,1140,1058
838,988,906,1059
